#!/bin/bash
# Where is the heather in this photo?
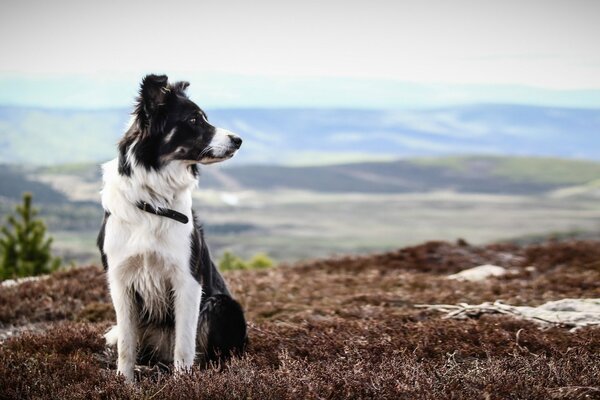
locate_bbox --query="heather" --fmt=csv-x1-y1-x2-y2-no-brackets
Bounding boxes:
1,239,599,399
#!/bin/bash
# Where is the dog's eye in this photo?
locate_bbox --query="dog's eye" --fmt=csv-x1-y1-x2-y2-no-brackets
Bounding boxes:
189,118,197,124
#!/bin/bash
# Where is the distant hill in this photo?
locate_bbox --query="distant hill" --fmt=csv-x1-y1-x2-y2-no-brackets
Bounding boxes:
17,156,600,203
200,156,600,194
4,156,600,264
0,106,128,165
1,104,599,165
0,165,67,203
3,155,600,209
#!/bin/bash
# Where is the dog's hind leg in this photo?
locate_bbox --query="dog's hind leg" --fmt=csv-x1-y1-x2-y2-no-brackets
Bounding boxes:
104,325,118,347
196,294,247,365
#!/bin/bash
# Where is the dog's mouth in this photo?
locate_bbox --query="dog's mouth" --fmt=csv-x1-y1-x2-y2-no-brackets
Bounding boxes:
198,148,238,165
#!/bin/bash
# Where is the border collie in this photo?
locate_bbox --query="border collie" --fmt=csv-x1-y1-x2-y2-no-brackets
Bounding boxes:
97,74,247,382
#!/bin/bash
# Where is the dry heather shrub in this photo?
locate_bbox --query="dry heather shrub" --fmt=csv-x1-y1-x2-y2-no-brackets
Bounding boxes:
1,320,599,399
1,240,600,399
0,266,110,326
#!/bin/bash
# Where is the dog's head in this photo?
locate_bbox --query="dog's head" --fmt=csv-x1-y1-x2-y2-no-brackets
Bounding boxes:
118,74,242,175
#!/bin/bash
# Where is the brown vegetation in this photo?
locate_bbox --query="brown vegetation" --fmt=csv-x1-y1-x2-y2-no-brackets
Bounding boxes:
1,239,599,399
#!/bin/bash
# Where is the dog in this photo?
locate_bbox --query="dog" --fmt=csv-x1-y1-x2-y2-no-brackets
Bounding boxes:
97,74,247,382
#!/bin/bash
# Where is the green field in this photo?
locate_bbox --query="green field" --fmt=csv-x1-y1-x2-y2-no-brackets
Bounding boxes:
3,156,600,265
42,189,600,265
413,155,600,185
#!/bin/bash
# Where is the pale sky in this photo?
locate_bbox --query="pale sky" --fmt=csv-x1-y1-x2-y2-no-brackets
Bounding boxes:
1,0,599,107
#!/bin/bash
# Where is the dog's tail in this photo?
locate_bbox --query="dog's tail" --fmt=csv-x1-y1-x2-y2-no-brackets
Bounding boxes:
196,294,247,364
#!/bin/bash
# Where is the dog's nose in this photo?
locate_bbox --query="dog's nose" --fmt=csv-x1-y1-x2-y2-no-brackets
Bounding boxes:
229,135,243,149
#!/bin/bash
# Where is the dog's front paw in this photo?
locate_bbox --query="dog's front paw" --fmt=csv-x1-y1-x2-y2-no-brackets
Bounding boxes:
173,351,195,375
173,361,194,374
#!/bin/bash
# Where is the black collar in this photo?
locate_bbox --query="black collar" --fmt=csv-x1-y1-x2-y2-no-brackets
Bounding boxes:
136,201,189,224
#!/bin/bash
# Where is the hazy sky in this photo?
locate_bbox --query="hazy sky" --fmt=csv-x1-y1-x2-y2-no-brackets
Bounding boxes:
1,0,599,107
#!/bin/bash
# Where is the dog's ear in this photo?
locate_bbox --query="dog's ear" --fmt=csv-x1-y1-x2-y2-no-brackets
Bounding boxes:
138,74,169,120
172,81,190,93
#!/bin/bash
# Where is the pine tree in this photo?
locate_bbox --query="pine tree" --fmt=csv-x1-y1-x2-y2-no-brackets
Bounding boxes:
0,193,60,280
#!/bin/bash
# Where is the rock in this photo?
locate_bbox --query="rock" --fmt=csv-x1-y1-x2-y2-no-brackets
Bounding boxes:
1,275,49,287
418,299,600,330
517,299,600,328
447,264,507,282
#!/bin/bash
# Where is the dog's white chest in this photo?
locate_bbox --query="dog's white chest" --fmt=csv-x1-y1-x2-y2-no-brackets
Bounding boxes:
119,252,174,320
100,157,195,269
103,209,193,268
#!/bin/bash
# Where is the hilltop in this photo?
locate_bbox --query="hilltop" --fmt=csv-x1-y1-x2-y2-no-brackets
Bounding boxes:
1,239,599,399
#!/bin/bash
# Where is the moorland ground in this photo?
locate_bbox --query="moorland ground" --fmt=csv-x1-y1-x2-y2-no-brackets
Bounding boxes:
1,239,599,399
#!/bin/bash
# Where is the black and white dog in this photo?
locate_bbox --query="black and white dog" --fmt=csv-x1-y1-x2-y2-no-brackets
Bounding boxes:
97,74,247,382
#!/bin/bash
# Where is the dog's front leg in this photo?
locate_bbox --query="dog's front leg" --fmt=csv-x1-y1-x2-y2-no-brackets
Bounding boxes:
172,274,202,372
108,275,138,382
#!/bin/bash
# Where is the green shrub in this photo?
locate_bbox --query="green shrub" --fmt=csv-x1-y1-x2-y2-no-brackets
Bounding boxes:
0,193,61,280
247,253,275,269
218,251,247,271
219,251,274,271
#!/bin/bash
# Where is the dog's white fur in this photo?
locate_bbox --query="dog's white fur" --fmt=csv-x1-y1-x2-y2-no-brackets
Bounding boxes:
101,151,201,381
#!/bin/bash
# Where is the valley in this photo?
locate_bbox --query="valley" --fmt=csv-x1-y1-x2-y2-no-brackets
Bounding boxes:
2,156,600,264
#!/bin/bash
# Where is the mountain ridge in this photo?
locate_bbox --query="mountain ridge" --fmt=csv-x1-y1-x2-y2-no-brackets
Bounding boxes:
2,156,599,206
